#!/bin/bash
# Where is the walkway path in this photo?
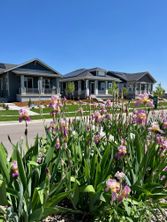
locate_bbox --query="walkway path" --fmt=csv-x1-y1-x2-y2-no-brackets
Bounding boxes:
5,103,39,115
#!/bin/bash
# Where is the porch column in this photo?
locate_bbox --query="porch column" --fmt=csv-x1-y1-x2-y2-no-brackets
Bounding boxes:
150,84,153,94
56,78,60,95
105,81,108,95
85,80,89,97
39,77,44,94
20,75,25,94
95,80,98,95
139,83,141,94
78,80,81,96
145,83,147,93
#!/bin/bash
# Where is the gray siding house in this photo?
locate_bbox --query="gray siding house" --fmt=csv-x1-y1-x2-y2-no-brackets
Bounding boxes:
108,71,156,98
0,59,61,102
61,68,156,99
0,59,157,102
60,67,121,99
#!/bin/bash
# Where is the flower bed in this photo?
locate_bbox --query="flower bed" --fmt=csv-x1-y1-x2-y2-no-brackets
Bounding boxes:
0,94,167,221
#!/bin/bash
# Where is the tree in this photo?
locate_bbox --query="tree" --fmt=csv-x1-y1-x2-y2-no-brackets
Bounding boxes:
66,82,75,99
108,81,119,103
121,87,128,99
153,83,165,98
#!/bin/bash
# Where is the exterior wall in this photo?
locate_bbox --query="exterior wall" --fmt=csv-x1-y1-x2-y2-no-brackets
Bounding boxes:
0,74,8,98
18,61,49,71
139,75,154,83
8,72,20,101
126,82,135,98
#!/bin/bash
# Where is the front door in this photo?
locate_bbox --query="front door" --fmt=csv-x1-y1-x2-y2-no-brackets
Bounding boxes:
90,82,95,94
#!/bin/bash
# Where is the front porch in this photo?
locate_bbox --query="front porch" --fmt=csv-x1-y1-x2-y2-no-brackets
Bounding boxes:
127,82,153,98
16,75,60,102
61,79,112,99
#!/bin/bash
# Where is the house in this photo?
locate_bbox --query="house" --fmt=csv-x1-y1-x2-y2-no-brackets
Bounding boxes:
0,59,156,102
0,59,61,102
60,67,121,99
108,71,156,98
61,68,156,99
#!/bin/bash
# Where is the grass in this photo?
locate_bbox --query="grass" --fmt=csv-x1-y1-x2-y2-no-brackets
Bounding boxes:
32,104,92,114
129,101,167,108
0,112,90,121
0,101,167,122
0,110,19,115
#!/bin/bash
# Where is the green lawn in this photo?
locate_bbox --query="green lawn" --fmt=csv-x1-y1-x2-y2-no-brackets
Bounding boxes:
0,110,19,115
32,104,95,114
0,111,90,121
129,101,167,108
0,101,167,122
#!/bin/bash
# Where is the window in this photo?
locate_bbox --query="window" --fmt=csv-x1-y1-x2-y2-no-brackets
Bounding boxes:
43,78,51,89
100,82,105,90
108,82,112,88
97,70,105,76
141,84,145,91
24,77,33,89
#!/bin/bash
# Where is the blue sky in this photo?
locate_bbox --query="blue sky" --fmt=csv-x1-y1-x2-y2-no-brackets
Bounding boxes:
1,0,167,90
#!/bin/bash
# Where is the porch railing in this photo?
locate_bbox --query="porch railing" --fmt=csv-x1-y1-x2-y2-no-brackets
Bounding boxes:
98,90,106,95
20,88,56,95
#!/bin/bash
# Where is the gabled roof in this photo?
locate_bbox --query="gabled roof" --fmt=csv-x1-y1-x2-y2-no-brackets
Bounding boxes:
108,71,156,83
64,68,87,78
63,67,121,82
0,63,17,74
63,67,107,78
0,58,62,76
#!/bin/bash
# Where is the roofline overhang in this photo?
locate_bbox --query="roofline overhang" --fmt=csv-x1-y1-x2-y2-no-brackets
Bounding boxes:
1,58,62,77
136,72,157,83
14,72,61,78
60,77,121,82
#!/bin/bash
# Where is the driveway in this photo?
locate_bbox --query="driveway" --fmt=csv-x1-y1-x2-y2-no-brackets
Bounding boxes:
0,120,51,155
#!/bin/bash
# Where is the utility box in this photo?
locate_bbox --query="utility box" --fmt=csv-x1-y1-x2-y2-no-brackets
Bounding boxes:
153,96,158,109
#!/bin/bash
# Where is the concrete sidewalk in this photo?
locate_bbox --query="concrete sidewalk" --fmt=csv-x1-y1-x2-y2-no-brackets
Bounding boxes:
0,121,47,154
0,118,52,126
5,103,39,115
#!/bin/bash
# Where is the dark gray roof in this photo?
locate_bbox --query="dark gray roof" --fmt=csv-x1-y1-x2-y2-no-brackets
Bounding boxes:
108,71,156,83
13,69,60,77
62,68,121,82
64,67,108,78
0,63,17,73
63,67,156,83
0,59,62,76
64,68,86,78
